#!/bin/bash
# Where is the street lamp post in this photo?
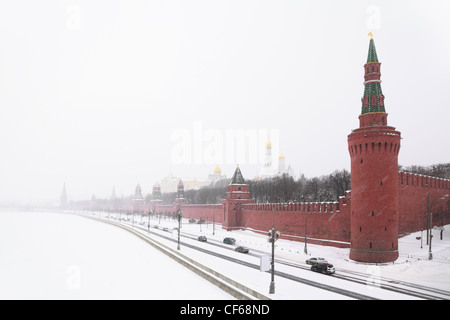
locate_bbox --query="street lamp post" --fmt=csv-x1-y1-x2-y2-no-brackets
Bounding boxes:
304,214,308,254
177,209,183,250
428,209,433,260
268,207,280,294
213,209,215,236
146,209,152,233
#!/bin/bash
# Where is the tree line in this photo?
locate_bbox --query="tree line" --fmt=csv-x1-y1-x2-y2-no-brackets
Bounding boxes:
160,162,449,205
83,162,449,207
160,169,351,205
399,163,450,179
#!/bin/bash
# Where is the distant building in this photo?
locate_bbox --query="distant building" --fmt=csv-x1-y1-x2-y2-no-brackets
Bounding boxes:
160,172,180,193
277,154,295,177
208,165,227,183
60,183,67,208
161,166,225,193
256,139,294,179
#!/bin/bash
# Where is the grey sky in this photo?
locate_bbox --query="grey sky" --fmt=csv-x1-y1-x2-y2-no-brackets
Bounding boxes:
0,0,449,203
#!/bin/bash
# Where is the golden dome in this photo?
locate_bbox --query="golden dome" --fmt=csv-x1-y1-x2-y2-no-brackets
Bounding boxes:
265,140,272,148
278,154,285,159
213,165,221,174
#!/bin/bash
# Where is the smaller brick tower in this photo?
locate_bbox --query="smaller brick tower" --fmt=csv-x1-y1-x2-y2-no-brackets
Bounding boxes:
152,182,162,201
132,183,145,212
149,182,163,211
348,34,401,263
222,165,254,231
174,179,187,206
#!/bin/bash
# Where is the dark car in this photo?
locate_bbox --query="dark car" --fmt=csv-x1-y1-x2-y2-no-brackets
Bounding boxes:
235,246,249,254
198,236,207,242
311,262,335,275
223,237,236,245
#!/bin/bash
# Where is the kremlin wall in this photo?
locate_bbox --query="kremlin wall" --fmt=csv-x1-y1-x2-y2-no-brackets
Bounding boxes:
63,36,450,263
125,170,450,249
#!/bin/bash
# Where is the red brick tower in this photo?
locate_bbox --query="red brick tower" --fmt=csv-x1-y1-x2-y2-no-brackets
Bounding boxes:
174,179,187,206
132,183,145,213
222,165,254,231
149,182,163,211
347,34,401,263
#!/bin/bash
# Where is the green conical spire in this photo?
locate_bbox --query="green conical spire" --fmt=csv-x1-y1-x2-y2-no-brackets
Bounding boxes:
367,37,379,63
361,33,385,115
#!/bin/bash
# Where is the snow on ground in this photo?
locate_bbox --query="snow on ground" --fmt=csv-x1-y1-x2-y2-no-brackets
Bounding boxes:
1,209,449,300
113,211,450,299
0,209,234,300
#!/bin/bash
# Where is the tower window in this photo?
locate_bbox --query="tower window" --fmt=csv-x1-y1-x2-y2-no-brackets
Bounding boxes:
372,211,374,216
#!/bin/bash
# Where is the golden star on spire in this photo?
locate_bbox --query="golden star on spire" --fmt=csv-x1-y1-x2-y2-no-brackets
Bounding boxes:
368,32,373,39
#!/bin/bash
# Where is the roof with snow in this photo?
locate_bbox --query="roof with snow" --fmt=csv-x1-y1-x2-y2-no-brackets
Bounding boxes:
230,165,245,184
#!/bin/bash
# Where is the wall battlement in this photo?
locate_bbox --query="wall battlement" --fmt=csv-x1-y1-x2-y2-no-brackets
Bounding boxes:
241,192,351,214
399,171,450,190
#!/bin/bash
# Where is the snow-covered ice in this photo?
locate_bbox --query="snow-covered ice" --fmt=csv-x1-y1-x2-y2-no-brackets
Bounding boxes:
0,209,234,300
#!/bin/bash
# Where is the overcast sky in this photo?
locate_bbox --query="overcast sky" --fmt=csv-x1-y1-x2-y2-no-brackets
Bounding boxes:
0,0,449,203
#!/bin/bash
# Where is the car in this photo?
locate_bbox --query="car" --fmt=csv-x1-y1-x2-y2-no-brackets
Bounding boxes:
235,246,249,254
198,236,207,242
311,262,335,275
223,237,236,245
306,257,328,265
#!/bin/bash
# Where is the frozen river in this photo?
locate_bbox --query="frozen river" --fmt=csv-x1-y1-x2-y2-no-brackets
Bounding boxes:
0,209,234,299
